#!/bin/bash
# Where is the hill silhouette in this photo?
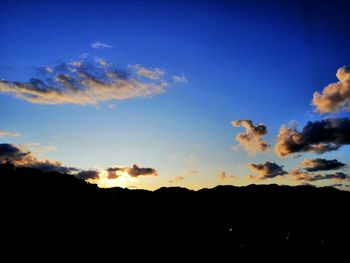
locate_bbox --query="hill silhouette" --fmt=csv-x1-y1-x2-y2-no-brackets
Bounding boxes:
1,163,349,250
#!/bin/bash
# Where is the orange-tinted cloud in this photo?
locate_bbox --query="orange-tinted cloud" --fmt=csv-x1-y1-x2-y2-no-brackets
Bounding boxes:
275,118,350,157
169,176,185,183
247,161,287,180
231,120,269,155
169,170,197,183
218,171,236,181
129,64,165,80
312,66,350,114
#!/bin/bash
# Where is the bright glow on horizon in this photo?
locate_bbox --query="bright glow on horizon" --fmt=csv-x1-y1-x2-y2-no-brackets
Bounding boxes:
87,170,139,188
0,0,349,191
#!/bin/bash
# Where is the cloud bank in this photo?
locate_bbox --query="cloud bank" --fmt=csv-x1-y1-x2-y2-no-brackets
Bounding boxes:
0,143,77,174
289,168,349,182
275,118,350,157
300,158,346,172
231,120,269,155
0,57,186,105
0,143,158,187
312,66,350,113
76,170,100,180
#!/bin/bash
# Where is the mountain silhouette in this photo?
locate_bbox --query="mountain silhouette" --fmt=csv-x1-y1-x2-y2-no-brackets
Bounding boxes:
1,163,349,251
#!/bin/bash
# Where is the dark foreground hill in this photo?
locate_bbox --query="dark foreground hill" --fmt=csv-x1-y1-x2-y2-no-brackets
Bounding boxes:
0,163,349,251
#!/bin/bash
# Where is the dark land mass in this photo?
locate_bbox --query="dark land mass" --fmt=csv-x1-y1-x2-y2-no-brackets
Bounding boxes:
0,163,349,251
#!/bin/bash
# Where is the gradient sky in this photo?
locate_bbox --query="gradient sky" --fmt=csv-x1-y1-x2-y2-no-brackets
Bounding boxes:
1,0,349,190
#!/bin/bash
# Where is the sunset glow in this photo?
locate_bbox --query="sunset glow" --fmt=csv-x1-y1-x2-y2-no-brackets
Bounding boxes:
0,0,349,191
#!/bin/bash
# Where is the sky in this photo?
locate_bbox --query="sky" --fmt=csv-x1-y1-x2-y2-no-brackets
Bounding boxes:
0,0,349,190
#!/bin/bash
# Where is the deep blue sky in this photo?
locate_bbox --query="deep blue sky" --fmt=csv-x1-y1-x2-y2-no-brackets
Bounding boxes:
1,0,349,189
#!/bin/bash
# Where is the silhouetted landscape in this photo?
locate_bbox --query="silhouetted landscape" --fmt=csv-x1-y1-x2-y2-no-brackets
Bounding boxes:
1,163,349,250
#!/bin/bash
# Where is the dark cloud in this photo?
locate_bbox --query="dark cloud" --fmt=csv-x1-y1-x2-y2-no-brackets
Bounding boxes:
275,118,350,157
106,167,122,179
301,158,346,172
288,169,313,182
308,172,348,182
231,120,269,155
0,144,159,187
0,143,30,164
29,160,78,174
0,143,77,174
0,57,169,105
312,66,350,113
289,169,349,182
75,170,100,180
247,162,287,179
106,164,158,178
127,164,158,177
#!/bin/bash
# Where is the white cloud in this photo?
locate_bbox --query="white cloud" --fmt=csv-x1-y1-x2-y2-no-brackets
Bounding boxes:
91,41,113,49
172,75,188,83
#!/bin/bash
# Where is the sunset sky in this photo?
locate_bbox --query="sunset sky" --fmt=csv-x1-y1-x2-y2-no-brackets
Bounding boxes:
1,0,349,190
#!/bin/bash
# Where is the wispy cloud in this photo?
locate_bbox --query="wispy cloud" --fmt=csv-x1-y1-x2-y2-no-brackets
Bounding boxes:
275,118,350,157
91,41,113,49
168,176,185,183
231,120,269,155
218,171,236,181
21,142,58,154
129,64,165,80
0,129,20,137
172,75,188,84
312,66,350,114
169,170,197,183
